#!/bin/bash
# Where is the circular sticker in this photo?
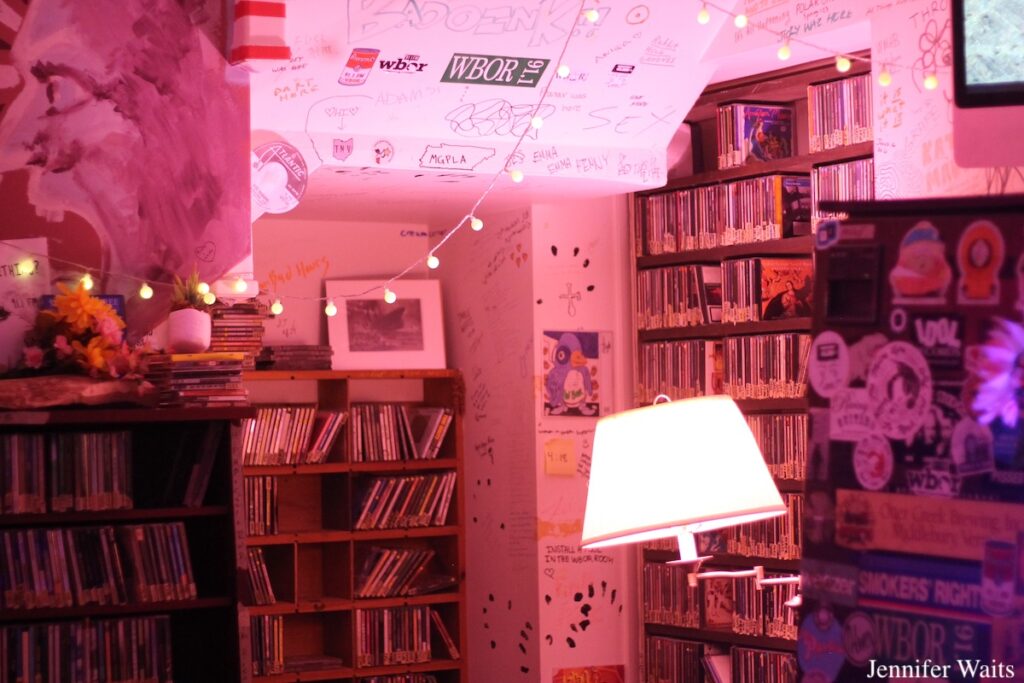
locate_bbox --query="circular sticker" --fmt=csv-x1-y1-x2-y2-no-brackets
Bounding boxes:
866,342,933,440
251,141,308,215
853,434,893,491
798,608,845,682
809,331,850,399
842,612,876,666
373,140,394,165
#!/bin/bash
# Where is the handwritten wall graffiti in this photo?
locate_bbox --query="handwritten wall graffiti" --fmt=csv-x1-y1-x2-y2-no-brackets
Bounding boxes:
419,143,496,170
345,0,581,47
445,99,556,138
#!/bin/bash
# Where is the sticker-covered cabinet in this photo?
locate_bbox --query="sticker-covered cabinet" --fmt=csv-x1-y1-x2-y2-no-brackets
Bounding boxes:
800,195,1024,682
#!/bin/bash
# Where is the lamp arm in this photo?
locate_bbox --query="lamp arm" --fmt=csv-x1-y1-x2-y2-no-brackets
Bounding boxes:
687,565,765,588
687,566,803,591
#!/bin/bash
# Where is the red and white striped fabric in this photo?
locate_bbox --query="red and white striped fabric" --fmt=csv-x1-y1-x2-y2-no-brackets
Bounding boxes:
230,1,291,67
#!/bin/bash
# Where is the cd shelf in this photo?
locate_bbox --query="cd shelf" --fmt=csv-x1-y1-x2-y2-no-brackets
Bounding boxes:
633,53,873,683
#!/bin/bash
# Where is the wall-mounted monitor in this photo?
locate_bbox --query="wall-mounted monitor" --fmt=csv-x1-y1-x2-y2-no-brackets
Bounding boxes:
951,0,1024,167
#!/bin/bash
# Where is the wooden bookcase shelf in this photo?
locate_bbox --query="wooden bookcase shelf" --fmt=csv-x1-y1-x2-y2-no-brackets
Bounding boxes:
0,409,248,682
637,236,813,269
639,317,812,342
634,53,873,681
649,141,873,192
241,370,467,682
645,624,797,653
0,504,231,526
0,597,235,621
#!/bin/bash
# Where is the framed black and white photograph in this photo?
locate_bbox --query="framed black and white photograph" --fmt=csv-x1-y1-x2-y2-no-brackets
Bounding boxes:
325,279,446,369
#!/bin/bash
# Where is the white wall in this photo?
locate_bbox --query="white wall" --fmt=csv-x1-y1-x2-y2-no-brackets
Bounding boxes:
438,207,542,678
438,195,637,682
531,197,636,680
253,217,429,346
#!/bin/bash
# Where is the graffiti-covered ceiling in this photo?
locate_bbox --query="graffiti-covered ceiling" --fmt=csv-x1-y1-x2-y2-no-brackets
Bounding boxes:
249,0,741,224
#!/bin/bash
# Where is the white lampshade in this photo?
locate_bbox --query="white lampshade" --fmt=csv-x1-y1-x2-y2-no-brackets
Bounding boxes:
581,396,785,552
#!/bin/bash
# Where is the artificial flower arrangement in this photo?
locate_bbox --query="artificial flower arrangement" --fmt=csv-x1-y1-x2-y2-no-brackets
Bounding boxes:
21,283,147,379
966,317,1024,428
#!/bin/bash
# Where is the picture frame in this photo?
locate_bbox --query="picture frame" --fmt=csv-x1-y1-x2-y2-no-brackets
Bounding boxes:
325,279,446,370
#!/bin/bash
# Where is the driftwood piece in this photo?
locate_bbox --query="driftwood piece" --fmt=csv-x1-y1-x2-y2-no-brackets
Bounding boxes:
0,375,156,410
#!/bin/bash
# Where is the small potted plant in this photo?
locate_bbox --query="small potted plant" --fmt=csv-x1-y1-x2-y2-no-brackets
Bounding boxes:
167,266,211,353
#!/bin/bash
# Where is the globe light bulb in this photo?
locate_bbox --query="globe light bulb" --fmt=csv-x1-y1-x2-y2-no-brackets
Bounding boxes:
509,169,524,183
697,4,710,24
233,277,248,293
530,116,544,129
557,64,570,78
470,217,484,231
197,282,211,295
81,273,94,291
923,73,939,90
777,42,791,61
325,300,338,317
734,13,748,28
836,55,852,73
584,8,599,22
139,282,154,300
878,69,893,87
202,291,217,305
17,259,35,276
270,299,284,315
384,288,397,304
427,254,440,269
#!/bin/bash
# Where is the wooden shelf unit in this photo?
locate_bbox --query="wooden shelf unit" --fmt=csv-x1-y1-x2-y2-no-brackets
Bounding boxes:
634,53,873,681
241,370,467,683
0,407,251,682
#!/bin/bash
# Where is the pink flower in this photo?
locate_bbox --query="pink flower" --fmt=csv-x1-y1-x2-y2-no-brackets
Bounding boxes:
967,317,1024,428
93,315,124,346
23,346,44,369
54,335,73,358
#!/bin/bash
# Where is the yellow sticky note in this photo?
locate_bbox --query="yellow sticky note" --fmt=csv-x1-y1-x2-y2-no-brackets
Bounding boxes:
544,438,576,476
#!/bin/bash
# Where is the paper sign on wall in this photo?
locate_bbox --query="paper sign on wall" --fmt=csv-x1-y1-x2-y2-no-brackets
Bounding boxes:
552,665,625,683
544,437,576,476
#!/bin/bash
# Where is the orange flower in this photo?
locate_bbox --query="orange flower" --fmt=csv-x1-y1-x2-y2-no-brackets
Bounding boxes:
54,283,108,334
72,336,110,376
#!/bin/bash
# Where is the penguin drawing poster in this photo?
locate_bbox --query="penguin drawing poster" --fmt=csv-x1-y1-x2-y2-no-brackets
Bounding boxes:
541,330,609,417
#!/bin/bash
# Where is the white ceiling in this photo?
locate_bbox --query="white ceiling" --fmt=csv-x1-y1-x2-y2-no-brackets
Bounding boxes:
249,1,870,227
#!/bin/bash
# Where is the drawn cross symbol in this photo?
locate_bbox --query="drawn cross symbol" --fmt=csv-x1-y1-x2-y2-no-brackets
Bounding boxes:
560,283,581,317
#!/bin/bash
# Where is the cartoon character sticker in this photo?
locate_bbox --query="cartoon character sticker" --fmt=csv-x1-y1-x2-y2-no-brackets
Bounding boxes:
888,221,952,305
542,331,606,417
957,219,1005,305
866,342,933,440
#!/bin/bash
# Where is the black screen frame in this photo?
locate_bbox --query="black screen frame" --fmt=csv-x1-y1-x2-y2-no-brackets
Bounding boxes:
953,0,1024,108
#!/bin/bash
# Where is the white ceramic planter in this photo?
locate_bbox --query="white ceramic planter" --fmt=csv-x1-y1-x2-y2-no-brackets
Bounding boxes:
166,308,211,353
